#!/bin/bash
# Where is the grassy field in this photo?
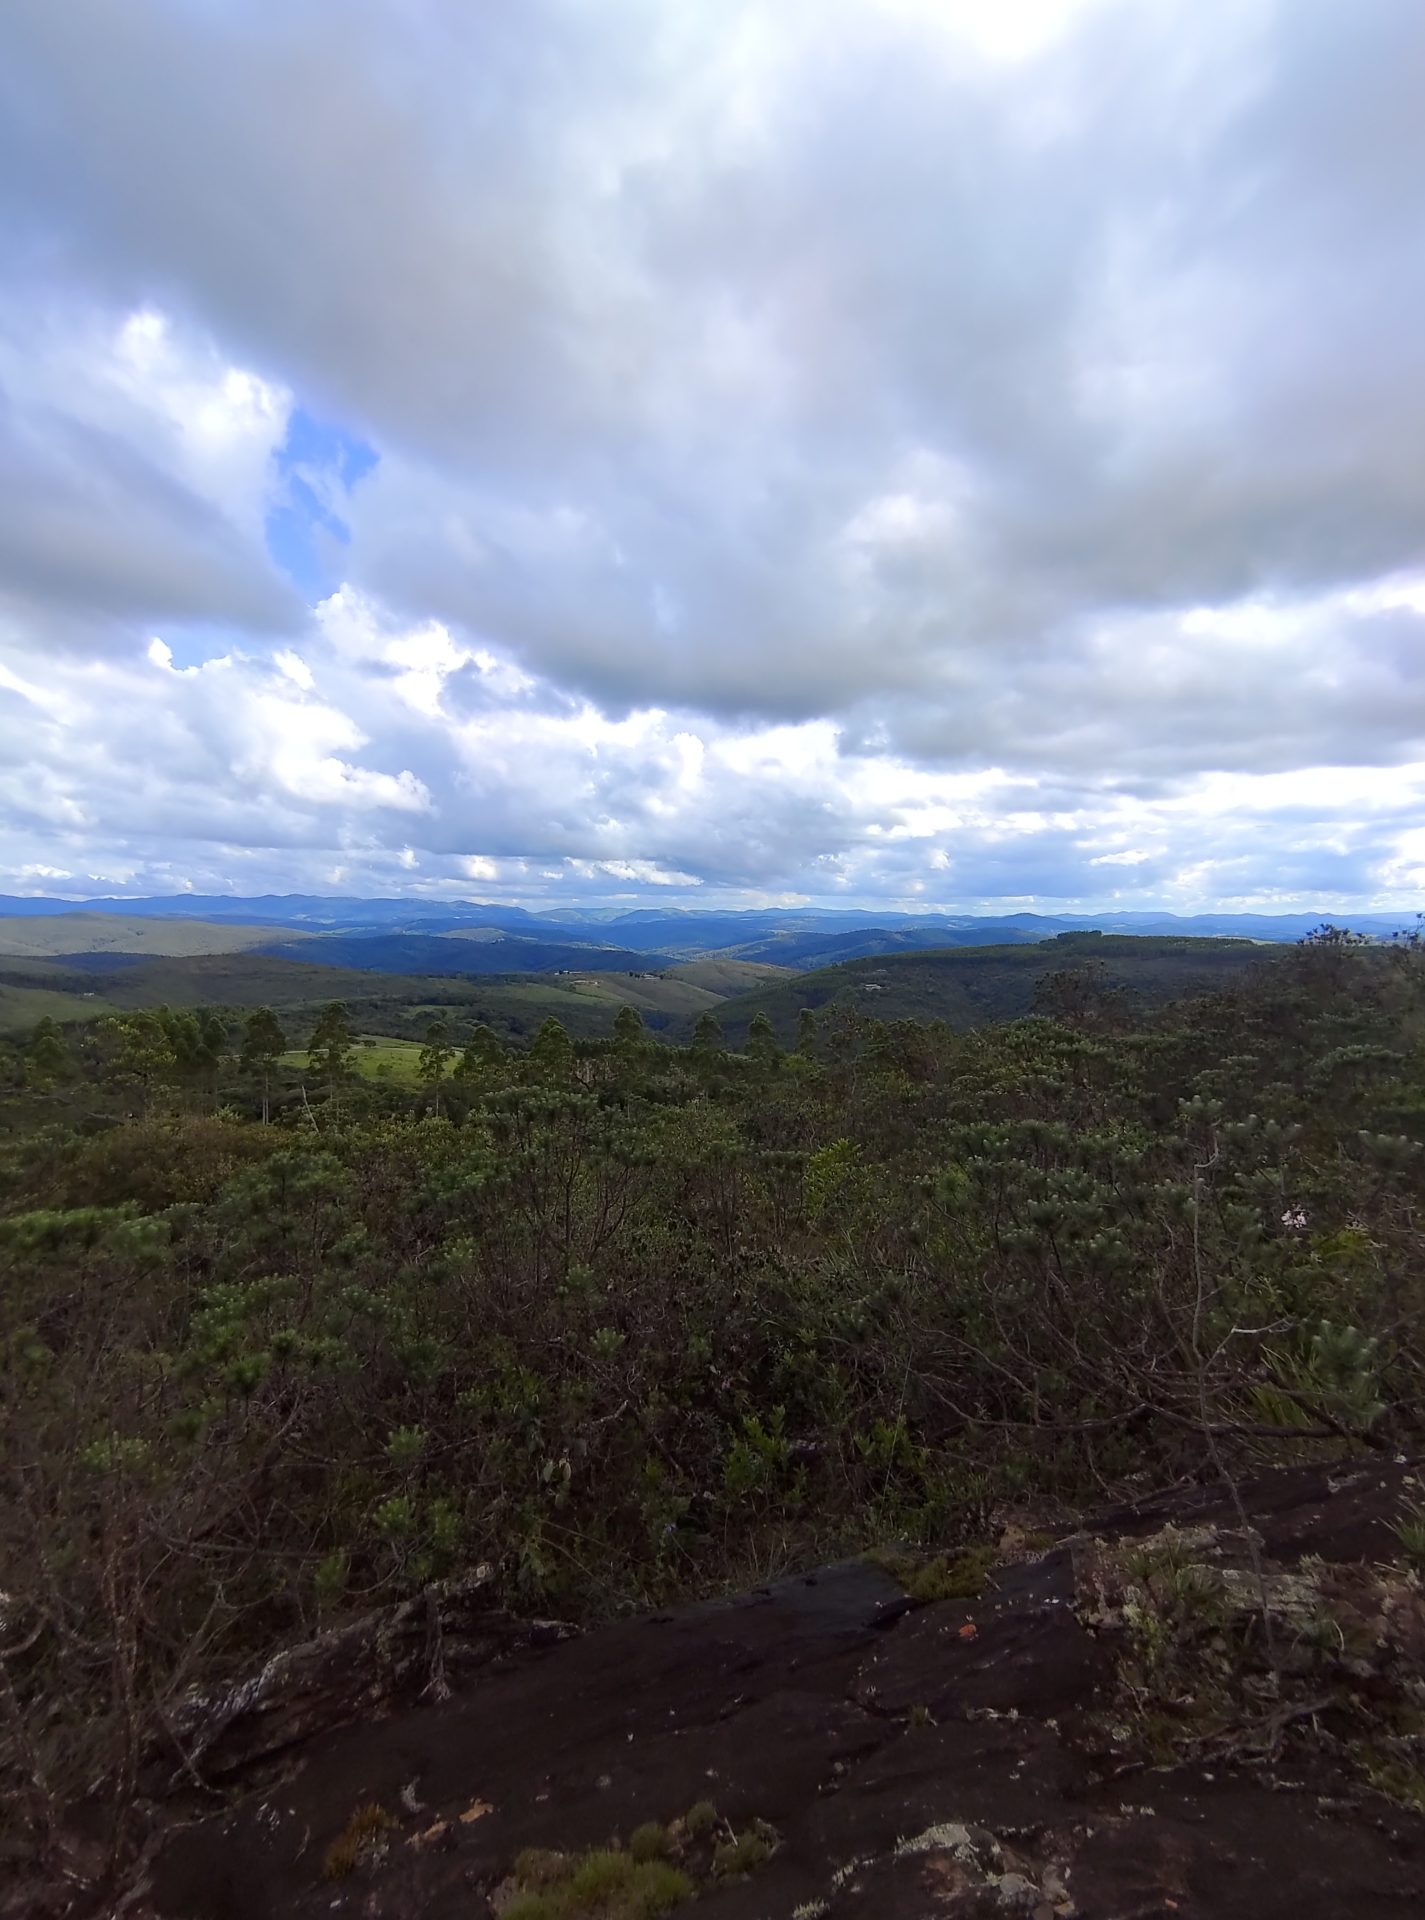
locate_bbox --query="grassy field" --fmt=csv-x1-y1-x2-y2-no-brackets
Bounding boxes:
559,972,721,1018
664,958,798,995
0,982,120,1034
0,913,305,958
279,1035,426,1084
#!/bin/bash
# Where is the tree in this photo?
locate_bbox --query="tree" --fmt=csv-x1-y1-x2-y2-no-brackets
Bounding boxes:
418,1017,454,1114
240,1007,286,1124
1032,962,1123,1032
25,1016,71,1088
796,1008,818,1056
456,1024,502,1080
529,1016,574,1080
96,1011,178,1112
746,1010,779,1067
308,1003,354,1109
612,1005,644,1050
691,1011,724,1058
159,1010,204,1104
197,1012,229,1105
1296,922,1374,999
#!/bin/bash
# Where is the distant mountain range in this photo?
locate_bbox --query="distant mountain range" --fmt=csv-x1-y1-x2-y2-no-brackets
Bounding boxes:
0,892,1417,976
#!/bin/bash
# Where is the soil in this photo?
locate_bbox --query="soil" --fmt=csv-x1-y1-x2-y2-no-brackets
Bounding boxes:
39,1459,1425,1917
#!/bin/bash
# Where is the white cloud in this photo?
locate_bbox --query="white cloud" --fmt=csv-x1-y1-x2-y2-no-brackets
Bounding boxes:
274,648,315,690
0,0,1422,912
1,585,1422,910
873,0,1112,66
108,307,289,534
0,293,300,639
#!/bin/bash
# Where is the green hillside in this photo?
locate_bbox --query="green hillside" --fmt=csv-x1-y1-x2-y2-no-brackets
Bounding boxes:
0,913,304,958
705,933,1274,1043
94,952,422,1012
280,1034,427,1084
0,981,120,1033
0,932,1274,1050
380,970,735,1040
665,957,798,995
0,947,668,1043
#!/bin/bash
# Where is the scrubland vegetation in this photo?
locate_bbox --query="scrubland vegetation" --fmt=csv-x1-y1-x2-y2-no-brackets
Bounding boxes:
1,928,1422,1871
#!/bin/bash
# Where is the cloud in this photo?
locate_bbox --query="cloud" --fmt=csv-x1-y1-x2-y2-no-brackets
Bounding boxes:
0,303,303,643
3,603,1423,912
0,0,1423,909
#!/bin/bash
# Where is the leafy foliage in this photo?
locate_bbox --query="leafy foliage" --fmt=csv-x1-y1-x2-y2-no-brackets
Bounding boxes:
0,933,1423,1872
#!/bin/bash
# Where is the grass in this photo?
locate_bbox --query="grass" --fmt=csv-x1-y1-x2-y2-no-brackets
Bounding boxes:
0,983,119,1034
503,1847,693,1920
629,1823,672,1862
663,959,800,996
322,1801,394,1879
867,1543,996,1605
496,1807,777,1920
1360,1751,1425,1815
712,1826,777,1878
281,1036,427,1085
564,974,724,1018
1394,1497,1425,1570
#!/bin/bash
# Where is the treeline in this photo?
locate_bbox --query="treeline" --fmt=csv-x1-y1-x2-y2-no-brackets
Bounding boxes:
1,930,1423,1869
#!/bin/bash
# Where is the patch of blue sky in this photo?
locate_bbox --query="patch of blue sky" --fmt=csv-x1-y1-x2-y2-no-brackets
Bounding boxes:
149,625,233,669
265,408,379,601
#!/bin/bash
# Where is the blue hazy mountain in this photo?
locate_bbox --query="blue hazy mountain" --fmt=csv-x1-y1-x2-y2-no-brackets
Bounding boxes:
0,894,1416,976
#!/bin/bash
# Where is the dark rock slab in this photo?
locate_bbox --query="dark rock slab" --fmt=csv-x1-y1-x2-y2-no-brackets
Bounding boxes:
86,1464,1425,1919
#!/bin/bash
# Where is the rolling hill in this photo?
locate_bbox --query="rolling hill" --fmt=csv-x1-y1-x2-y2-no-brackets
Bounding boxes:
88,953,433,1012
663,958,798,995
0,913,304,958
0,924,1322,1050
0,981,120,1033
3,893,1417,960
722,923,1041,968
0,947,798,1044
703,934,1277,1044
255,933,677,975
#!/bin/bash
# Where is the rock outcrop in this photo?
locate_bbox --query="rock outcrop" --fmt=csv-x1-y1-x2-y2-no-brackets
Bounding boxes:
42,1460,1425,1918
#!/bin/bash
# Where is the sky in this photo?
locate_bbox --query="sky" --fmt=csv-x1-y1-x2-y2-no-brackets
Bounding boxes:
0,0,1423,915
